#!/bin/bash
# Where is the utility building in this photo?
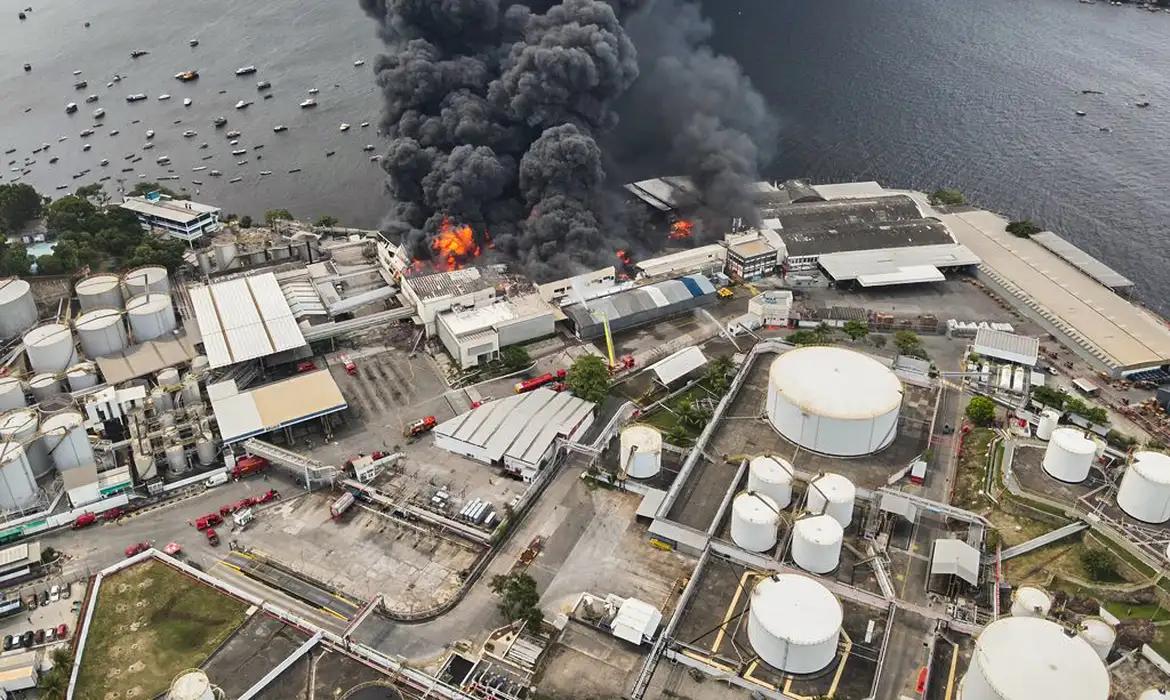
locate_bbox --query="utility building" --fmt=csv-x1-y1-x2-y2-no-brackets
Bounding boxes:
563,274,717,340
120,193,222,242
435,296,555,368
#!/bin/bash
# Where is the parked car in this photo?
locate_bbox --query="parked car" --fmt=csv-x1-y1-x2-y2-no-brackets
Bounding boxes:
102,508,124,522
56,623,68,639
124,542,149,558
34,629,44,645
3,635,16,651
20,631,33,648
39,590,48,606
61,584,70,600
49,585,59,602
45,628,56,642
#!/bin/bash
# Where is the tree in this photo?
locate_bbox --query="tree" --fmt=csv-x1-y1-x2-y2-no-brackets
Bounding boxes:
265,208,294,226
1006,219,1040,238
676,396,712,430
704,355,735,394
500,345,531,372
315,215,339,227
666,425,692,446
566,355,610,403
125,236,187,272
0,183,44,233
842,319,869,341
965,396,996,426
45,195,100,233
489,572,543,630
34,254,68,275
0,240,30,276
894,330,922,354
1080,548,1119,581
239,215,253,228
929,188,965,206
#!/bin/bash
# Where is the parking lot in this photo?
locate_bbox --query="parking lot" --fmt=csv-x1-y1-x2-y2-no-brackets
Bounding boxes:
0,579,81,655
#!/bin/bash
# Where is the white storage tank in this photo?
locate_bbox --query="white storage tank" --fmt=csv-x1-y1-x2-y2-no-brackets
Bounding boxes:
40,411,93,472
1036,409,1060,441
1010,585,1052,618
1042,428,1096,483
730,492,780,552
29,373,64,402
23,323,77,373
123,265,170,298
0,409,49,479
1118,451,1170,523
212,234,239,270
0,442,39,511
126,293,177,342
180,375,201,406
66,362,99,392
158,367,180,387
619,425,662,479
75,273,124,311
134,451,158,481
191,355,210,375
74,307,128,358
0,378,25,412
747,574,842,674
959,617,1109,700
1140,689,1170,700
748,455,794,509
168,669,216,700
0,279,38,340
166,444,187,474
997,365,1012,389
806,473,855,528
196,435,217,466
1078,618,1115,661
150,387,174,413
766,347,902,456
1011,365,1026,393
791,514,844,574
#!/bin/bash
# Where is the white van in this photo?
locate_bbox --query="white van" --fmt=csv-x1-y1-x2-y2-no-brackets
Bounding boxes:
205,472,229,488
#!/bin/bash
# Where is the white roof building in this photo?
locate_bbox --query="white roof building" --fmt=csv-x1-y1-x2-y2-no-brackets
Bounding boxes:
635,245,727,279
435,296,555,369
973,327,1040,367
120,194,221,242
189,272,307,369
209,370,348,444
611,598,662,646
648,346,708,386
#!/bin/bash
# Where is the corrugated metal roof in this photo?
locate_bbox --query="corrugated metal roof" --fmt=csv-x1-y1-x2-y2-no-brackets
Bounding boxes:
210,369,347,444
973,327,1040,366
1031,231,1133,290
930,538,980,585
649,346,709,385
190,272,307,368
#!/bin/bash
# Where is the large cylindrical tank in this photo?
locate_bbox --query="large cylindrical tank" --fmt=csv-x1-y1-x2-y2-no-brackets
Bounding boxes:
134,451,158,481
23,323,77,373
1078,618,1115,661
168,669,216,700
959,617,1109,700
1118,451,1170,523
1010,585,1052,618
1042,428,1095,483
766,347,902,456
196,434,217,466
1140,689,1170,700
40,411,93,472
66,363,99,392
165,444,188,475
1036,409,1061,441
28,373,64,402
620,425,662,479
212,234,239,270
126,293,177,342
0,378,26,412
730,492,780,552
74,307,128,358
806,473,856,528
0,442,39,511
747,574,842,674
150,387,174,413
748,455,794,509
75,273,124,311
123,265,170,298
0,279,38,341
0,409,49,479
791,514,844,574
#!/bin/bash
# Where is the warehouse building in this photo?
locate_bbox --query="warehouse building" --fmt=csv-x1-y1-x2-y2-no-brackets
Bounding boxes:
400,267,505,335
635,245,727,279
816,243,980,287
436,296,556,368
563,274,717,340
120,193,222,242
536,267,618,306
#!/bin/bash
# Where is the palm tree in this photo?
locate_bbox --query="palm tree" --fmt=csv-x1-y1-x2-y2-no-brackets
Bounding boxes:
705,356,735,394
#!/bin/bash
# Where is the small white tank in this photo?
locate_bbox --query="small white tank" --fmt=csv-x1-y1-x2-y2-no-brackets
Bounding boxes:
75,273,124,311
1010,585,1052,618
159,411,176,429
158,366,180,387
730,492,780,552
66,362,99,392
1042,428,1096,483
0,378,26,411
1078,618,1115,661
212,235,239,270
1036,409,1061,441
29,373,64,402
165,444,187,474
191,355,210,374
619,425,662,479
23,323,77,373
0,279,38,341
134,451,157,481
126,293,177,342
806,473,855,528
150,386,173,413
40,411,93,472
0,409,49,479
748,455,794,509
168,669,216,700
123,265,170,298
1140,688,1170,700
180,375,201,406
196,435,217,466
0,441,38,511
791,514,844,574
74,307,128,358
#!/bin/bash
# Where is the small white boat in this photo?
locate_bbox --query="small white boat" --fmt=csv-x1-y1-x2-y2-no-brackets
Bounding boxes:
228,176,242,183
99,159,109,166
259,170,272,176
369,154,382,162
142,143,154,150
82,144,91,151
189,39,199,47
146,129,155,139
229,140,239,146
156,155,170,164
58,135,68,142
308,88,319,95
362,144,375,151
339,123,350,131
257,80,271,90
158,94,171,100
85,94,98,103
72,69,82,76
183,98,192,107
225,130,241,138
109,129,119,136
80,128,94,137
65,102,78,114
235,65,257,76
235,100,252,109
127,93,147,102
353,59,365,67
360,121,370,128
232,149,247,155
183,130,197,138
273,124,287,132
209,170,222,177
236,160,247,166
92,108,105,118
192,166,207,172
299,98,317,108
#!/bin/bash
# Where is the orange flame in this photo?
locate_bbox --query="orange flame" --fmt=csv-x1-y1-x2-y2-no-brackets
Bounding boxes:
616,249,632,266
431,217,481,270
669,219,694,240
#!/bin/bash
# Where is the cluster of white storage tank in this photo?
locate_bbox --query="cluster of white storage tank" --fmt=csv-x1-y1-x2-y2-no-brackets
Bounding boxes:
0,407,98,512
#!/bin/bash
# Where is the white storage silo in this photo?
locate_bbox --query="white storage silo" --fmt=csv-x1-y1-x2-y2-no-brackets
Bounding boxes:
997,365,1012,390
23,323,77,373
748,455,794,509
0,442,39,511
791,514,844,574
1118,451,1170,523
0,378,25,412
66,363,99,392
1011,365,1026,393
806,473,855,528
150,387,174,413
123,265,170,298
212,235,239,270
196,435,217,466
75,307,128,358
40,411,93,472
191,355,210,374
166,444,188,474
766,347,902,457
731,492,780,552
29,373,64,402
747,574,842,674
134,451,158,481
126,293,177,342
168,669,217,700
181,375,201,406
75,273,124,311
0,409,49,479
1140,688,1170,700
1036,409,1060,441
0,279,38,340
1010,585,1052,618
1078,618,1115,661
619,425,662,479
158,366,180,388
959,617,1109,700
1042,428,1096,483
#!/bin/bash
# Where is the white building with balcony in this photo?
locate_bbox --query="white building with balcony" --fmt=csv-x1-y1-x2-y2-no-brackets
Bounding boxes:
120,194,221,242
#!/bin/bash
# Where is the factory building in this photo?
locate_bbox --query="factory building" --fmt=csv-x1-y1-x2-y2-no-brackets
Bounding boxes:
634,245,727,279
724,236,779,280
435,296,556,369
972,327,1040,367
816,243,981,287
563,274,717,340
188,272,307,369
747,291,794,327
536,267,617,306
400,266,506,335
119,193,222,242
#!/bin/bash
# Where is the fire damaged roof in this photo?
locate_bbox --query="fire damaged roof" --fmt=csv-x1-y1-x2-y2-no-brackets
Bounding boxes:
404,266,503,301
763,195,954,257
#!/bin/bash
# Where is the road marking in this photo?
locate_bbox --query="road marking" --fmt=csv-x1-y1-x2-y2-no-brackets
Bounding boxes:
710,571,753,654
944,641,959,700
320,605,349,621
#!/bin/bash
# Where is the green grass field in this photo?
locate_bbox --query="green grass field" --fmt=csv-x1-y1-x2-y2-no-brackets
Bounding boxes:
74,559,248,699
